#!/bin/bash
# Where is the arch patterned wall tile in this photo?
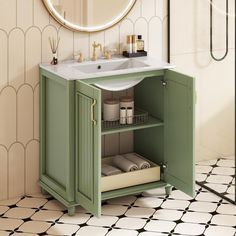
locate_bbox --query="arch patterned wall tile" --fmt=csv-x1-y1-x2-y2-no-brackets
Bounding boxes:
74,31,90,59
8,28,25,90
33,84,39,140
104,25,120,53
0,146,8,201
25,140,40,195
119,19,134,51
0,0,16,32
41,25,58,63
156,0,167,20
57,27,74,61
25,27,42,88
33,0,50,30
0,0,166,200
17,85,34,145
127,0,141,22
49,15,62,31
134,18,148,51
148,17,163,58
0,87,17,148
0,30,8,90
8,143,25,198
17,0,33,30
142,0,156,21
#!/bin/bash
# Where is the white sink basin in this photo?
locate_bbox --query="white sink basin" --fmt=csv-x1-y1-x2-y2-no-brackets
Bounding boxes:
72,58,149,74
40,56,174,81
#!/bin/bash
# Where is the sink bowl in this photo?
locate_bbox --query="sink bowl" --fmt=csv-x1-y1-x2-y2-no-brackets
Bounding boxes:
72,58,149,74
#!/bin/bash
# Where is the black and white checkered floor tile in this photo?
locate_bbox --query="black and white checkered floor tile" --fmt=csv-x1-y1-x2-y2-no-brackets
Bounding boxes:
196,156,235,202
0,158,235,236
0,187,235,236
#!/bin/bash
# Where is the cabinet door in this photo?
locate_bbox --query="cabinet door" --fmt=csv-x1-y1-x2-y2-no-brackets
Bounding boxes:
164,70,195,197
76,80,101,216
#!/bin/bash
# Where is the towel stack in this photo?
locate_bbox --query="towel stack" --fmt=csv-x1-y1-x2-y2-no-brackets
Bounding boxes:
102,153,151,177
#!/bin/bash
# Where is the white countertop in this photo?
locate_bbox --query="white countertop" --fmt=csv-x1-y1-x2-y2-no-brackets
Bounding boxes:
39,56,175,81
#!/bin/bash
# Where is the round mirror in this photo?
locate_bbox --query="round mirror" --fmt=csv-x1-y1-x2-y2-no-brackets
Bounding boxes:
43,0,136,32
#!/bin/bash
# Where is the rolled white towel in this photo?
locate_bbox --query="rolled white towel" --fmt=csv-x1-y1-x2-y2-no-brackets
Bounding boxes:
113,155,138,172
124,153,151,169
102,164,122,176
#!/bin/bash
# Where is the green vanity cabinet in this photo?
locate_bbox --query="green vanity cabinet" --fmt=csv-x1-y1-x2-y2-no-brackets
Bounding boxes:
40,68,195,217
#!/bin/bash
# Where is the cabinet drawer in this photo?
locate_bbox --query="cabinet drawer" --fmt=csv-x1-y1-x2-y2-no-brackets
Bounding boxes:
101,154,160,192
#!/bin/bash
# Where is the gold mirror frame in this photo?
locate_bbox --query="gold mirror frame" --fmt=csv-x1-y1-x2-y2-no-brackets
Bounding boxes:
43,0,136,32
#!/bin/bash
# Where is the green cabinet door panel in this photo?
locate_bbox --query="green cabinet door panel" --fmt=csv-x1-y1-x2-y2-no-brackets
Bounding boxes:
164,70,195,197
40,70,75,203
76,80,102,217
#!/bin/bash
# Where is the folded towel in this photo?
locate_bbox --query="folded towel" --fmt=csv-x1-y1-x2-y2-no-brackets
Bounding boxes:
124,153,151,169
102,164,122,176
113,155,138,172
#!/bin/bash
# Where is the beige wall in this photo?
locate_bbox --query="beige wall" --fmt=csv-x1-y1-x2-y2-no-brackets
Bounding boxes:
170,0,235,161
0,0,168,200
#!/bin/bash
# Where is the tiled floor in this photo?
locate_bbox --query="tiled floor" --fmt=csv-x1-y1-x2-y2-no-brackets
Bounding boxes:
0,184,236,236
196,156,235,202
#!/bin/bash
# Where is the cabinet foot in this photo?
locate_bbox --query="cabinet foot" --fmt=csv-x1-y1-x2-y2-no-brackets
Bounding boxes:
165,185,173,195
67,206,76,216
41,188,48,195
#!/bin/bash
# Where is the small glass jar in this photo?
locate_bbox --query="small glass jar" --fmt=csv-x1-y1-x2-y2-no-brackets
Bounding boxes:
127,35,133,53
132,35,137,53
137,35,144,52
103,99,120,121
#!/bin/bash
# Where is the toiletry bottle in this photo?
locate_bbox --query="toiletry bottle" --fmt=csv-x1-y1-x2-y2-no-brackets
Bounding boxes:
120,107,127,125
126,107,133,124
132,35,137,53
103,99,120,121
127,35,132,53
137,35,144,52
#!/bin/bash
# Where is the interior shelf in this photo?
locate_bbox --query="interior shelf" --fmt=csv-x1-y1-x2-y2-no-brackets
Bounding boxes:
101,115,163,135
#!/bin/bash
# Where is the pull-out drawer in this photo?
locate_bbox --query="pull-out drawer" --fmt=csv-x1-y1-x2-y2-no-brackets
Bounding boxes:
101,153,161,192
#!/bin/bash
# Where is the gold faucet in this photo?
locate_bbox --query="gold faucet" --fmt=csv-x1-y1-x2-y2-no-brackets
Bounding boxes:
91,41,102,61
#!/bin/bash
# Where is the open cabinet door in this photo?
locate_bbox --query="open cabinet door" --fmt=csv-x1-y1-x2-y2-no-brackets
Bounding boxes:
76,80,101,216
164,70,195,197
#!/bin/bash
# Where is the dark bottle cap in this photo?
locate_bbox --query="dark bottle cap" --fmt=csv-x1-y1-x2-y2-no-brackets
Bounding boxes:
138,35,142,40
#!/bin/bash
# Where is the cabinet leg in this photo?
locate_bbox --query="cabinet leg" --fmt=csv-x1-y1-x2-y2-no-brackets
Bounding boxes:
41,188,48,195
165,185,173,195
67,206,76,216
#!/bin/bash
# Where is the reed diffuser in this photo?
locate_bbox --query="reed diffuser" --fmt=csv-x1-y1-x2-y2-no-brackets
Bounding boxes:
49,36,60,65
